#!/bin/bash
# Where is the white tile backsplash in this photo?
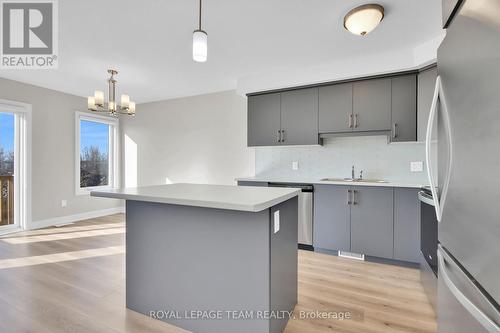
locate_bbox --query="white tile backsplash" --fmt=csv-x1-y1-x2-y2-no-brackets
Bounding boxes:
255,135,429,184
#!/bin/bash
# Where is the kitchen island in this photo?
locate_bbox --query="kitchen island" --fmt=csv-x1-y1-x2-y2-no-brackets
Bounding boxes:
91,183,299,333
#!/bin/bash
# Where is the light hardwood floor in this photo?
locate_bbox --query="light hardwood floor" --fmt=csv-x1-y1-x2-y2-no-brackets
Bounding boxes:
0,214,436,333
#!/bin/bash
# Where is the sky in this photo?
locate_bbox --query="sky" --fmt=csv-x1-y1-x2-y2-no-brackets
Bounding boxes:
0,112,14,152
80,120,109,154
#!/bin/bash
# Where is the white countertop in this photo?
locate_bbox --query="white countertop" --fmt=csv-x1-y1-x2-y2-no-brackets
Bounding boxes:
91,183,300,212
236,176,427,189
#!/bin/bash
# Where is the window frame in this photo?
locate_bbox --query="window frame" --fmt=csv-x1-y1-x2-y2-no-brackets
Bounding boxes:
75,111,119,196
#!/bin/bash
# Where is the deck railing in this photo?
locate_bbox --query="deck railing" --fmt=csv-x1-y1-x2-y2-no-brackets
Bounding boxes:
0,175,14,226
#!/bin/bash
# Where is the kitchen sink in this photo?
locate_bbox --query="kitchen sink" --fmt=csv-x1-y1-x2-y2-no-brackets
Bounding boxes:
320,178,387,183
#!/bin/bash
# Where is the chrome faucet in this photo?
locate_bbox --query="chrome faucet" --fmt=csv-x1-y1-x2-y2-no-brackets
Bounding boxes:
359,170,363,180
351,165,355,180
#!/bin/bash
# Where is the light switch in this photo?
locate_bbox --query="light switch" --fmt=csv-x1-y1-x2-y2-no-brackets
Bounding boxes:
410,161,424,172
292,161,299,170
273,210,280,233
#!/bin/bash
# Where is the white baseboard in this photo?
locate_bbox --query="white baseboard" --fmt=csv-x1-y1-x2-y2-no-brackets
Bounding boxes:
29,206,125,230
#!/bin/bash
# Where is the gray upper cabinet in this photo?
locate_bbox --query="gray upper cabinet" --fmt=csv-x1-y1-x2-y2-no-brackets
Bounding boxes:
318,83,353,133
352,78,392,132
313,185,351,252
350,187,394,259
417,66,438,141
391,75,417,142
247,93,281,146
280,88,319,145
394,188,421,263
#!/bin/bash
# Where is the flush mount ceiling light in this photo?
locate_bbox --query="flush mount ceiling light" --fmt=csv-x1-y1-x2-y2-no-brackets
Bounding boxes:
87,69,136,116
193,0,207,62
344,4,384,36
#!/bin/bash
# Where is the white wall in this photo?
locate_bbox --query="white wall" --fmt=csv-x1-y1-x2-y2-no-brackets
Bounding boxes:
0,77,122,228
121,90,254,187
255,136,429,184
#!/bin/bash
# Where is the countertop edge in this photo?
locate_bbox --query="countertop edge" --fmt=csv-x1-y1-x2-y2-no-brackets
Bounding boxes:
91,189,300,212
235,177,427,189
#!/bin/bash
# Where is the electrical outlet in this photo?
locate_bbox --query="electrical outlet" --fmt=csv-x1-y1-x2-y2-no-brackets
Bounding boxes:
410,161,423,172
273,210,280,233
61,200,67,208
292,161,299,170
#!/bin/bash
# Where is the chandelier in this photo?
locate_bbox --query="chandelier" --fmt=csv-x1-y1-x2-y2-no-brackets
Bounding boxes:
87,69,136,116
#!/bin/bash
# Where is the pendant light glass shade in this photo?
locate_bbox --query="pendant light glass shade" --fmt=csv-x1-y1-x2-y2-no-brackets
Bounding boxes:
344,4,384,36
193,30,208,62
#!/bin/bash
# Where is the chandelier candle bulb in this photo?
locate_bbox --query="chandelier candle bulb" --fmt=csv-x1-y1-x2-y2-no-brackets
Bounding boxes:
109,101,116,112
87,96,96,110
129,102,136,115
94,90,104,106
121,94,130,109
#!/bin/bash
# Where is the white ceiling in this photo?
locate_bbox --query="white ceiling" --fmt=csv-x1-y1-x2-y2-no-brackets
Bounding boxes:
0,0,442,103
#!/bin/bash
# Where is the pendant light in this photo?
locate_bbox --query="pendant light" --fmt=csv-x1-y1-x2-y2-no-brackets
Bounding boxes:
193,0,207,62
344,4,384,36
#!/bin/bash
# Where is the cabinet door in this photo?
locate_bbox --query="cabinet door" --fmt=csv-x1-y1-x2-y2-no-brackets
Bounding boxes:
394,188,420,263
247,93,281,146
318,83,353,133
352,78,391,132
417,66,438,141
391,75,417,142
280,88,319,145
313,185,351,252
351,187,393,259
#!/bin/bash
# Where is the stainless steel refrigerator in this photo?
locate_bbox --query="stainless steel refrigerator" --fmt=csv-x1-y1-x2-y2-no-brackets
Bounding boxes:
427,0,500,331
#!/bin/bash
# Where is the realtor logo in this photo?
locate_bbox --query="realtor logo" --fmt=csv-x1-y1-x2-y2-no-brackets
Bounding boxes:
1,0,58,69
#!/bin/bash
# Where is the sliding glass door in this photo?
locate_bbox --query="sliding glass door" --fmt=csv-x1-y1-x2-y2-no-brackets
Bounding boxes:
0,100,30,233
0,112,15,228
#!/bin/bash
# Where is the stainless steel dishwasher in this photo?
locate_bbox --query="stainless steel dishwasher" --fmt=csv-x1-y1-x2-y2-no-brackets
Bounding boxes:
268,183,313,250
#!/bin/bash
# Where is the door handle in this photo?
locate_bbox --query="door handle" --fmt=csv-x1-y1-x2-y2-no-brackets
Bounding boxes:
392,123,398,139
354,114,359,128
425,76,453,222
352,190,358,205
348,114,353,128
346,189,352,205
438,247,500,333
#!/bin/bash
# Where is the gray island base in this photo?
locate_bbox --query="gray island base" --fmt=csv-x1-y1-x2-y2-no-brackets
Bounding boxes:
91,184,299,333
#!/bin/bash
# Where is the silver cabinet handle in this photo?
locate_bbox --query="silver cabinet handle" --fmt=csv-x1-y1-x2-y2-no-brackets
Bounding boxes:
276,129,281,143
392,123,398,139
281,129,285,142
348,114,353,128
438,247,500,333
352,190,357,205
354,114,359,128
346,189,352,205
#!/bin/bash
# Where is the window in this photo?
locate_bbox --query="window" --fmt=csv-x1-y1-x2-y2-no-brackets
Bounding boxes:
76,112,118,194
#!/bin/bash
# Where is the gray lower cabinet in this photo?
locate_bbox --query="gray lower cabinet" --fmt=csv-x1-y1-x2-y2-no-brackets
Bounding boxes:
318,83,353,133
391,75,417,142
352,78,392,132
417,66,438,141
313,185,351,252
394,188,421,262
280,88,319,145
314,184,420,263
350,187,394,259
248,93,281,146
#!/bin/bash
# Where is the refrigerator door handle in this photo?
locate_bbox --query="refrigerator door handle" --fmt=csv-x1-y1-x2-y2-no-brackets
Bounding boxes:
425,76,453,222
438,247,500,333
